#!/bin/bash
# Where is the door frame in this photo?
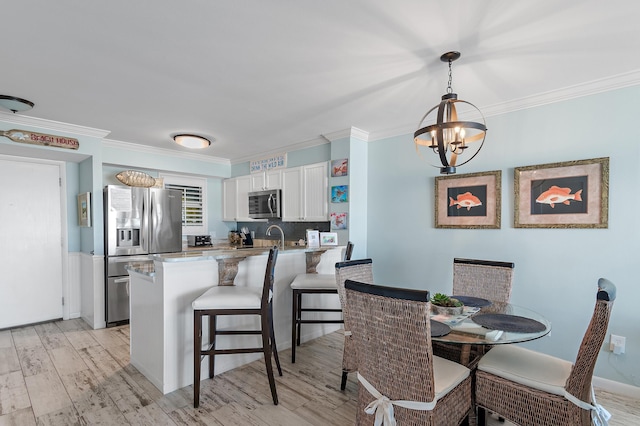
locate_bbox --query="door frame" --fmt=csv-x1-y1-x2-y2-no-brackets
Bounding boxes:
0,154,69,321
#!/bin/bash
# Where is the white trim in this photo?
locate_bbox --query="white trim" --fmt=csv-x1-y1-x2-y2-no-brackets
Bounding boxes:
231,135,329,164
232,127,371,164
0,111,110,138
4,71,640,163
104,138,229,165
593,376,640,399
367,71,640,143
59,160,69,320
67,253,82,319
322,127,369,142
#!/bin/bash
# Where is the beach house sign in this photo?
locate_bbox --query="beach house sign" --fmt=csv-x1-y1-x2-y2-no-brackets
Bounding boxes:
1,129,79,150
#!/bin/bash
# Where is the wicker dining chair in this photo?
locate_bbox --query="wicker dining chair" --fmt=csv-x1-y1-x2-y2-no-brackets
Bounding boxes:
452,258,515,302
334,259,374,390
432,258,515,366
475,278,616,426
290,241,354,363
192,247,281,407
345,279,472,426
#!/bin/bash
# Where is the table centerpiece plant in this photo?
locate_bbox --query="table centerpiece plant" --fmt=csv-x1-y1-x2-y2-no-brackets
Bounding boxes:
430,293,464,315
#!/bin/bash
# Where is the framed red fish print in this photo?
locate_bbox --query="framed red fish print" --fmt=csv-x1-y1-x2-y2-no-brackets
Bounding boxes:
514,157,609,228
435,170,501,229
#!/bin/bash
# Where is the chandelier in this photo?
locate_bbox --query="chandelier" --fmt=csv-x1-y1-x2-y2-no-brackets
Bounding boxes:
414,52,487,174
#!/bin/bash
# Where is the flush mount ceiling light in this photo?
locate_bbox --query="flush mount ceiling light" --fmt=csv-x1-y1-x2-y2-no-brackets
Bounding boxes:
0,95,35,113
173,134,211,149
414,51,487,174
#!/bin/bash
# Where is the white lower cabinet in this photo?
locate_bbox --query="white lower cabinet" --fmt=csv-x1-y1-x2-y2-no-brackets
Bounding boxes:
282,161,328,221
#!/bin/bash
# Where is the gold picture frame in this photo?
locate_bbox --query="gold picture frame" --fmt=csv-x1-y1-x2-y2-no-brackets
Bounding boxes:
435,170,501,229
77,192,91,227
514,157,609,228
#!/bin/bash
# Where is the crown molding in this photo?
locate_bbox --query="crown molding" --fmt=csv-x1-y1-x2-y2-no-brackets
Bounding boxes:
321,127,369,142
231,135,325,164
103,139,230,165
231,127,370,164
0,111,110,139
368,69,640,142
480,69,640,118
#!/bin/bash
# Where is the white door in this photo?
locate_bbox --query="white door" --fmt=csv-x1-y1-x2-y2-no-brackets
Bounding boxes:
0,158,63,329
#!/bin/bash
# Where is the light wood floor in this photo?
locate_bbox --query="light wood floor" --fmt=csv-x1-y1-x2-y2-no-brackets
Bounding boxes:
1,319,638,425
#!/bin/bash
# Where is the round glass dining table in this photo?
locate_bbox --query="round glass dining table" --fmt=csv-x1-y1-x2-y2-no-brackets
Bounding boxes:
430,300,552,366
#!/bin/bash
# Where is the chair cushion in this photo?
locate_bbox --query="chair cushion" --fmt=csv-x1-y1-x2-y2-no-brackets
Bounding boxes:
433,355,471,397
192,286,262,310
290,273,337,290
478,345,573,396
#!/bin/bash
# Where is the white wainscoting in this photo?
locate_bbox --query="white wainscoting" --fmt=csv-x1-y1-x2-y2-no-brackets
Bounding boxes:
78,252,106,329
66,253,82,319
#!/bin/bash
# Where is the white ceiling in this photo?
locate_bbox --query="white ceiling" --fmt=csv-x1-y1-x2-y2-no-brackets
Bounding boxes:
3,1,640,163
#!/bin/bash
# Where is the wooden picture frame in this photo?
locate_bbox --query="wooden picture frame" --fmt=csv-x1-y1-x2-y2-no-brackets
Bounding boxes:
77,192,91,227
435,170,501,229
514,157,609,228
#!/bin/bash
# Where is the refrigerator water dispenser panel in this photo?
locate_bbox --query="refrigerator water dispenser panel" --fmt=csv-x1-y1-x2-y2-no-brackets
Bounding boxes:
117,228,140,248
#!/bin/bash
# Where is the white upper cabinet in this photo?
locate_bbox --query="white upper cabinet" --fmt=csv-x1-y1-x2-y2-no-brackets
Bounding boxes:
281,167,303,221
222,175,253,221
250,169,282,191
282,161,328,222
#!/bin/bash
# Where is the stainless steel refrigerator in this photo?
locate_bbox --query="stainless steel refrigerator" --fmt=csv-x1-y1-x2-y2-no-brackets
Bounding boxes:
104,185,183,326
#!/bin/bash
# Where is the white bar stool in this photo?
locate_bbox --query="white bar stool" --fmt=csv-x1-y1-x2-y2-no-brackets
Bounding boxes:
290,241,354,363
192,247,281,407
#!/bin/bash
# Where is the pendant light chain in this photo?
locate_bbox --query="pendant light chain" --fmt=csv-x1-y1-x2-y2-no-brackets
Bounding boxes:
446,59,453,94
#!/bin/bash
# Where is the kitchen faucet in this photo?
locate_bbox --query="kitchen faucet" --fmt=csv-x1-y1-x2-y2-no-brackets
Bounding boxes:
266,224,285,249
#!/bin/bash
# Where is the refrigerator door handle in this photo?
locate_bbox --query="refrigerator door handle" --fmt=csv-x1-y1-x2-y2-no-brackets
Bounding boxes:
140,189,148,252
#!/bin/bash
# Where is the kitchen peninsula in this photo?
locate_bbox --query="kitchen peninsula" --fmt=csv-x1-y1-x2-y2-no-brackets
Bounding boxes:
127,245,345,394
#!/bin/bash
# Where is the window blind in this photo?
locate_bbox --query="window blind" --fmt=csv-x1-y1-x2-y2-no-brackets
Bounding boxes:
164,183,204,228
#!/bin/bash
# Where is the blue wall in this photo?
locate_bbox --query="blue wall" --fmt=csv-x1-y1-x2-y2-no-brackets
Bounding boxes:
2,84,638,386
367,85,640,386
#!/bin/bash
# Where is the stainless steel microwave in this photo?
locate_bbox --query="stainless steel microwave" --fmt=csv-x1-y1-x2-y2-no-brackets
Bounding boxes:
248,189,281,219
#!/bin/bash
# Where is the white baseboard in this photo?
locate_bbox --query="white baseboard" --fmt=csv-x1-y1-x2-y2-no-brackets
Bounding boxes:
593,376,640,399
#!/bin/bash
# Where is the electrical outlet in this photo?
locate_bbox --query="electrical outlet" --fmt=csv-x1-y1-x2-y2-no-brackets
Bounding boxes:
609,334,626,354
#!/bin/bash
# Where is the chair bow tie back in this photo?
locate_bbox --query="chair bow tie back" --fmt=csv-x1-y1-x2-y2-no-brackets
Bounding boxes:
358,373,436,426
563,387,611,426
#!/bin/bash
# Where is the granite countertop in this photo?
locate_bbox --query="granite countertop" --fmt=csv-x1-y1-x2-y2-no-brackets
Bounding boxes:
154,245,330,262
126,245,336,277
